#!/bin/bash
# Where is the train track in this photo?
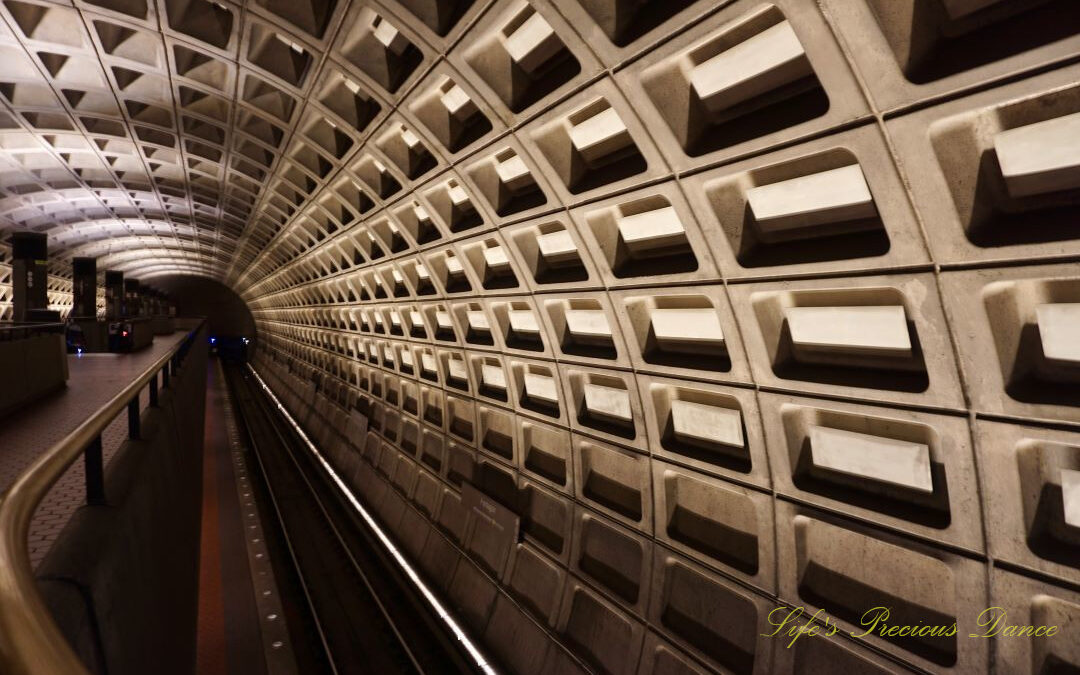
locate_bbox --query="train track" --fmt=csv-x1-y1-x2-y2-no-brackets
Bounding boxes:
224,362,481,675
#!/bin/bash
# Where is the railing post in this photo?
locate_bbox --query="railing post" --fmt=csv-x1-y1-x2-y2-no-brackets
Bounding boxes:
127,398,140,440
85,436,105,506
149,372,158,407
162,363,170,389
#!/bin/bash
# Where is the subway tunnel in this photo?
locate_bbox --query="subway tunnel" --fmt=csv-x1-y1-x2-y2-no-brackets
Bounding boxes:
0,0,1079,673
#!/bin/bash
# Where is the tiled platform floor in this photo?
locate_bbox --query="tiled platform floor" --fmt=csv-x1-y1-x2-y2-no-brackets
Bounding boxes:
0,331,189,566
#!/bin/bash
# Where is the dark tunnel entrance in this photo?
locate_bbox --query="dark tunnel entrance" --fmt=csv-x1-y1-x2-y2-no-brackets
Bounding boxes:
146,275,256,361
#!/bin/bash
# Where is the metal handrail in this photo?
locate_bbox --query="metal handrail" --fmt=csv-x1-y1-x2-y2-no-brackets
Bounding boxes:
0,321,204,675
0,322,66,341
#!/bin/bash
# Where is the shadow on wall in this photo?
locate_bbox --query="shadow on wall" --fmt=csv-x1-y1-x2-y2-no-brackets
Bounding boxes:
146,275,256,339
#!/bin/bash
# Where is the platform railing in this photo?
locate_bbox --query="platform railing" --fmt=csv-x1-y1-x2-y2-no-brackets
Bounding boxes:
0,321,66,342
0,320,204,675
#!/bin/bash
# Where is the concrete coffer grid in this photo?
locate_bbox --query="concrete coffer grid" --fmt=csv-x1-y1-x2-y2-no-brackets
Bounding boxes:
0,0,1079,672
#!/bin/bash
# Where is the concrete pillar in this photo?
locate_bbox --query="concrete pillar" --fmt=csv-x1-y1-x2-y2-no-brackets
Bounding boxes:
124,279,142,318
11,232,48,322
71,257,98,319
105,271,124,320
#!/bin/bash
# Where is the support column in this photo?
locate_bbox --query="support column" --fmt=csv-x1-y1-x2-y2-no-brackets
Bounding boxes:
124,279,142,318
72,257,98,319
105,271,124,320
11,232,48,322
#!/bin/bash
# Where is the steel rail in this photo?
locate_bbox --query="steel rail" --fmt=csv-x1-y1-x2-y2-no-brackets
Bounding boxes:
0,321,203,675
246,363,498,675
232,365,423,675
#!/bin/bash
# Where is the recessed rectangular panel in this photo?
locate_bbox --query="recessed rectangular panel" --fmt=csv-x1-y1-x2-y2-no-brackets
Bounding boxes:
481,364,506,389
400,125,422,148
565,309,611,340
420,351,438,372
1036,303,1080,365
794,516,958,666
784,305,912,358
508,309,541,335
448,358,468,381
1063,468,1080,529
495,152,532,189
809,425,933,493
537,229,578,263
503,10,561,73
616,206,685,254
583,383,632,423
670,400,743,449
524,372,559,404
467,310,490,331
690,20,811,116
650,308,724,352
372,15,410,54
483,245,511,270
994,112,1080,198
448,182,470,205
440,82,474,117
568,107,631,163
747,164,875,232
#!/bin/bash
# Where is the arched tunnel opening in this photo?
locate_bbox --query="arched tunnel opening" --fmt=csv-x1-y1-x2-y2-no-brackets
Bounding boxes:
145,276,256,340
147,274,256,360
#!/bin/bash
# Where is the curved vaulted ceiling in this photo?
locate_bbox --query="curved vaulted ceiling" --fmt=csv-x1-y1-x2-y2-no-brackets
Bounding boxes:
3,0,1080,671
0,0,343,286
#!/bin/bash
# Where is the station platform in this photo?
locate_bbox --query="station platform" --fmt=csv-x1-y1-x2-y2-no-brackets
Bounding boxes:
0,332,187,566
0,340,485,675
